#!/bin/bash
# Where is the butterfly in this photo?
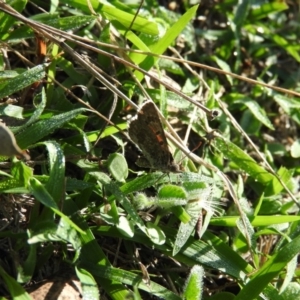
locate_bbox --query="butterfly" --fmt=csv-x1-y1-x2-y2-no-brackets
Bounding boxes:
128,101,180,173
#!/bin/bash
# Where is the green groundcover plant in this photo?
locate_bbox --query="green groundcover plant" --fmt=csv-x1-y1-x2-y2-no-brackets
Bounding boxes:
0,0,299,299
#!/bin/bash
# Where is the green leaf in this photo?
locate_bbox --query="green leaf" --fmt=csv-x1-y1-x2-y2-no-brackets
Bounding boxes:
235,233,300,300
29,218,81,251
7,16,96,40
157,184,187,208
29,177,59,210
265,167,294,196
74,216,129,298
43,141,65,202
240,98,274,130
211,56,233,85
0,65,46,98
273,94,300,125
116,216,134,238
214,137,275,184
158,184,187,199
210,215,300,227
155,225,252,279
136,5,198,79
76,267,99,300
106,182,148,236
16,108,87,149
120,172,171,194
236,212,256,252
201,231,253,278
0,160,32,193
279,282,300,300
183,265,204,300
173,202,200,256
19,232,36,283
29,177,85,234
101,5,158,35
272,34,300,62
107,153,128,183
250,2,288,20
0,0,27,41
0,265,31,300
14,89,47,133
280,255,297,294
233,0,250,29
59,0,158,35
146,222,166,245
79,262,181,300
0,104,24,119
290,139,300,158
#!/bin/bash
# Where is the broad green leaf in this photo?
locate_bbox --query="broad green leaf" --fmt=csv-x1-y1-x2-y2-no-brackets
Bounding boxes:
291,139,300,158
240,98,274,130
157,184,187,208
235,233,300,300
19,233,36,284
265,166,294,196
76,267,99,300
106,182,149,238
280,255,297,294
0,265,31,300
0,65,46,98
250,2,288,20
0,104,24,119
211,56,233,85
29,177,85,234
0,0,27,41
136,5,198,80
116,216,134,238
272,34,300,62
59,0,158,35
16,108,87,148
43,141,65,203
278,282,300,300
274,94,300,125
120,172,170,195
79,262,181,300
146,222,166,245
107,153,128,183
173,202,200,256
0,160,32,193
7,16,96,40
29,218,81,251
233,0,250,29
214,137,275,184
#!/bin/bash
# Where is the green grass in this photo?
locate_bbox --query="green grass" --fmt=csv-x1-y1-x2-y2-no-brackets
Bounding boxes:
0,0,300,299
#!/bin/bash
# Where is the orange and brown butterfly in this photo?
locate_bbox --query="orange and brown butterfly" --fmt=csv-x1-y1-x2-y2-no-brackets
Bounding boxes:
128,101,180,173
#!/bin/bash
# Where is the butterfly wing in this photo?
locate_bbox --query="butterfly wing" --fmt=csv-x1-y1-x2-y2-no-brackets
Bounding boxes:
128,101,179,172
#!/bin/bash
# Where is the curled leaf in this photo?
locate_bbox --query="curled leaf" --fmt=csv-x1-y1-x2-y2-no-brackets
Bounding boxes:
0,122,30,160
